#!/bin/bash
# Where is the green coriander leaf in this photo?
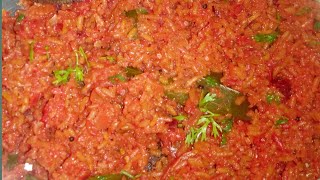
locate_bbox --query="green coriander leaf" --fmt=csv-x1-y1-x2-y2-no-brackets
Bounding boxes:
253,33,278,43
197,116,209,125
199,93,216,107
275,117,288,126
197,74,221,88
211,119,222,138
266,92,281,104
173,115,187,121
185,127,197,145
108,74,127,83
17,13,25,22
199,121,210,141
185,110,222,146
74,66,84,82
53,69,72,85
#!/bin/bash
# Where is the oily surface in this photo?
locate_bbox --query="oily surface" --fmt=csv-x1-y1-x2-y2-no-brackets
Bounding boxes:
2,0,320,179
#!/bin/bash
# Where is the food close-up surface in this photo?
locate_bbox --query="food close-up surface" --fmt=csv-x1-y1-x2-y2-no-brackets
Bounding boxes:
2,0,320,179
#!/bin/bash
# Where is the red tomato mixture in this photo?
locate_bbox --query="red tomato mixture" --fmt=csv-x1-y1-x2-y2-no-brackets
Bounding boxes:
2,0,320,179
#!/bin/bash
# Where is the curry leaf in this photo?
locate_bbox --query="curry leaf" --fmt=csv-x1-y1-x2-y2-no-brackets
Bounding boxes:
125,66,143,77
197,73,222,88
203,86,250,120
165,91,189,105
197,74,250,120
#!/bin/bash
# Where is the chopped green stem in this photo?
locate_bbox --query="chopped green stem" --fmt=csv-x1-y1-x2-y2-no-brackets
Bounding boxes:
29,41,35,61
173,115,187,121
78,46,90,68
253,33,278,43
120,170,135,179
275,117,288,126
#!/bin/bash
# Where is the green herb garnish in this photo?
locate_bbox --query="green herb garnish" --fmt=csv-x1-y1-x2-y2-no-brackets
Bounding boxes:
185,108,222,145
165,91,189,105
53,69,72,85
220,118,233,146
197,73,250,120
173,115,187,121
253,33,278,43
275,117,288,126
222,118,233,133
199,93,217,108
197,73,221,88
53,51,85,85
17,13,25,22
266,92,281,104
29,41,35,61
125,66,143,77
125,8,148,19
74,66,84,82
108,74,127,83
220,133,227,146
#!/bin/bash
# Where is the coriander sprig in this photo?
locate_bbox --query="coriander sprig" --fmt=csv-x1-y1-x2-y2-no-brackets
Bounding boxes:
53,68,72,85
52,47,87,85
185,92,222,146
